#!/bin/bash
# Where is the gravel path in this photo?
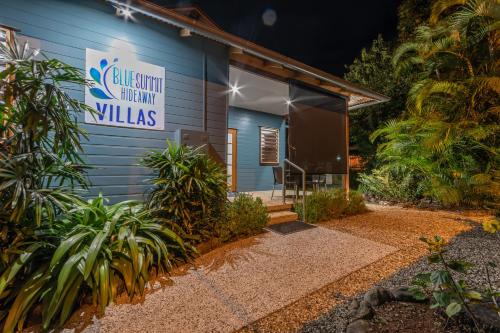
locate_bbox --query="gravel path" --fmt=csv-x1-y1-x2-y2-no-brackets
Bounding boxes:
236,205,493,333
79,225,395,333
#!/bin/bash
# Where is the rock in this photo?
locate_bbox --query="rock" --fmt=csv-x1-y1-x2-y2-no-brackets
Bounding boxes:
353,300,374,320
346,319,370,333
363,286,393,306
349,299,360,310
390,286,426,303
348,299,360,316
469,303,500,331
152,281,161,290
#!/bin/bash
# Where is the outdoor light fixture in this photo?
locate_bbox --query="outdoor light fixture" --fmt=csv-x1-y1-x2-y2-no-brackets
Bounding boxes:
179,28,192,37
230,84,240,94
114,4,135,21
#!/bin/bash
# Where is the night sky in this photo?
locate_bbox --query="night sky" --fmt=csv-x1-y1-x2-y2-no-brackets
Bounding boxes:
155,0,401,76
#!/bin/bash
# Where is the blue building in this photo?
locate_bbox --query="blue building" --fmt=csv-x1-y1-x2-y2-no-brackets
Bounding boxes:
0,0,388,202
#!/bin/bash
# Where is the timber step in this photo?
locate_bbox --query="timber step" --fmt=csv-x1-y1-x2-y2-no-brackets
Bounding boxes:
266,203,293,213
268,211,299,225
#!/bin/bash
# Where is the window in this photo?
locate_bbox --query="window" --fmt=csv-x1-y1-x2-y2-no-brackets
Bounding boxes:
260,127,279,165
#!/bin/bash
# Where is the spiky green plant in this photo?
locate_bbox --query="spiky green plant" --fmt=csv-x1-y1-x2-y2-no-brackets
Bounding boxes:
0,195,191,332
361,0,499,208
141,141,227,240
0,38,95,224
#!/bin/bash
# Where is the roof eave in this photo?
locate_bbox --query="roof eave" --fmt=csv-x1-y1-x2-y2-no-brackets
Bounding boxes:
106,0,389,105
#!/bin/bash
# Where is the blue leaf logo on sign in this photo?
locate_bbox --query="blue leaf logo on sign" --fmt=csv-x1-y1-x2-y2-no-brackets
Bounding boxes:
89,58,118,100
84,48,165,130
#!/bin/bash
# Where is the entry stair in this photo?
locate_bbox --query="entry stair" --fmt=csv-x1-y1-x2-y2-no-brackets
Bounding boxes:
266,203,298,225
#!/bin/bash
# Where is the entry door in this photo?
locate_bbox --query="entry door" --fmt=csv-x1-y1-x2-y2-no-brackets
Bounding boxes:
227,129,237,192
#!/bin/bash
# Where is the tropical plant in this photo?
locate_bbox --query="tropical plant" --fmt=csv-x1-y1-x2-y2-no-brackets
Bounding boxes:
217,194,268,242
0,38,95,225
0,196,191,333
360,0,500,208
411,235,500,332
397,0,434,42
345,36,417,171
296,189,367,223
0,37,96,274
141,141,227,240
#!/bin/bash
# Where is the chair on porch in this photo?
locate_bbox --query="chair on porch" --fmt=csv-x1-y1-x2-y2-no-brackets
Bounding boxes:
271,166,283,200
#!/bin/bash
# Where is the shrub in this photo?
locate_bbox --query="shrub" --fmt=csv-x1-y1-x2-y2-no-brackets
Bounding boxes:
345,190,368,215
0,39,95,227
0,38,95,276
141,141,227,240
0,38,193,332
296,189,367,223
217,194,268,242
0,195,191,332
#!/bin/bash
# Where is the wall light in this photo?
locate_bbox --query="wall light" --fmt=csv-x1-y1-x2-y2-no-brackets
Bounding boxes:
285,99,292,106
230,84,240,94
114,5,135,21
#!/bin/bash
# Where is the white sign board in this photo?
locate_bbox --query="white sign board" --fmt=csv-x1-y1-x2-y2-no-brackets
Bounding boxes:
84,48,165,130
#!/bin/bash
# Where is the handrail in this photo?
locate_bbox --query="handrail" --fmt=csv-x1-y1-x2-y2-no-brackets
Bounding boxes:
282,159,306,224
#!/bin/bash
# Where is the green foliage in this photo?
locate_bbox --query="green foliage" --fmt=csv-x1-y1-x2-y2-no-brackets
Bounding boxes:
141,141,227,240
411,235,499,331
345,36,416,169
0,38,95,226
0,38,96,276
217,194,268,242
0,39,192,332
295,189,367,223
397,0,434,41
360,0,500,209
0,196,191,332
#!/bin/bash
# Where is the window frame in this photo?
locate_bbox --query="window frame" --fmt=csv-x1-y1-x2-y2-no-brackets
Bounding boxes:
259,126,280,166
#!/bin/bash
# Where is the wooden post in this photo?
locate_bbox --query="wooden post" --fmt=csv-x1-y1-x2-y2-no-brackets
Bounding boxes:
343,98,350,195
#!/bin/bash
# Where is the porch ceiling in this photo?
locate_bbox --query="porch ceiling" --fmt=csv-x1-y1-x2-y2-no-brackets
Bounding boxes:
229,66,289,116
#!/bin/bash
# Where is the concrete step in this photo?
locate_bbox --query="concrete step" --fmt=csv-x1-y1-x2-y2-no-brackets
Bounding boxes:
268,211,299,225
266,203,293,213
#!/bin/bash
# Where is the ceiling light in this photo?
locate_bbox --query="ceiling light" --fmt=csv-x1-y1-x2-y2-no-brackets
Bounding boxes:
230,85,240,94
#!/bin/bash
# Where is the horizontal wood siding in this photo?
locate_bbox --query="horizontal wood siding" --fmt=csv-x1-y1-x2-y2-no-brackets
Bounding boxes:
228,107,286,192
0,0,228,203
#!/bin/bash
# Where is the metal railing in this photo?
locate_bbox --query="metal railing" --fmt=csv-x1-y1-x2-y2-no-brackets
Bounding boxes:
282,158,306,223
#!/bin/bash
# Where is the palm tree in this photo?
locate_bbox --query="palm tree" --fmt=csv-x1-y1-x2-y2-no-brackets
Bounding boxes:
361,0,499,208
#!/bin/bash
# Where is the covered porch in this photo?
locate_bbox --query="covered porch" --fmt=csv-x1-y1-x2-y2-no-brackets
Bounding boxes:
226,66,348,198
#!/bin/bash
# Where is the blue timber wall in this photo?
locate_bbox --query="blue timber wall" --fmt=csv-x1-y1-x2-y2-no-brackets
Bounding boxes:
0,0,229,203
228,107,286,192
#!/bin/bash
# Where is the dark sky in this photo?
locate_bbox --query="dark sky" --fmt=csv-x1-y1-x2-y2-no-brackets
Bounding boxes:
157,1,401,76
